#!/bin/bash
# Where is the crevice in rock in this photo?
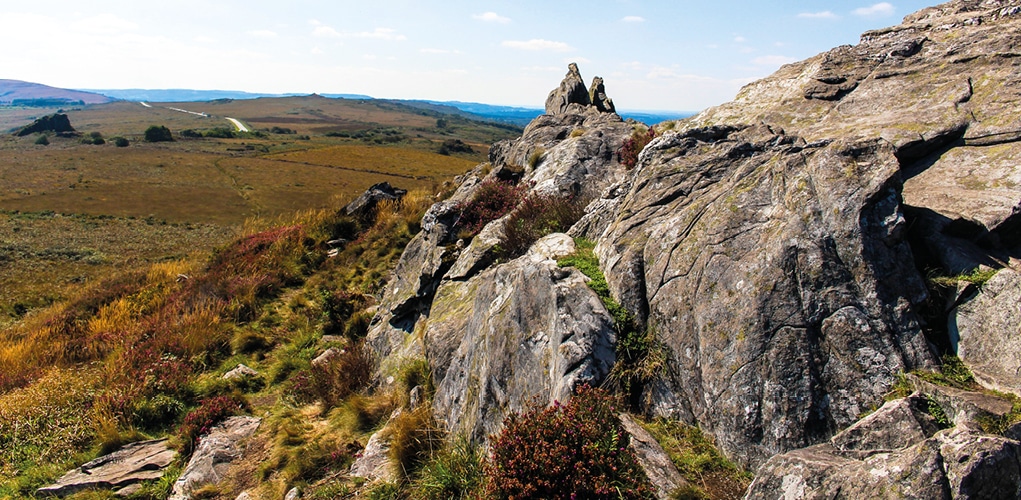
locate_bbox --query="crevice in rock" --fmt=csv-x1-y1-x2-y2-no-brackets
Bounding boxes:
896,125,969,177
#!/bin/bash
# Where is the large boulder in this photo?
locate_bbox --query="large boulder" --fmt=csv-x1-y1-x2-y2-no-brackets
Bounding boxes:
169,416,261,500
951,269,1021,395
344,182,407,220
746,391,1021,499
37,439,176,497
591,123,935,466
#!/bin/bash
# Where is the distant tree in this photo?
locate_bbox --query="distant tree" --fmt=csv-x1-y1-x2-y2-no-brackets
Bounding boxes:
34,134,49,146
82,131,104,145
114,137,129,147
436,118,449,129
179,129,202,138
144,125,174,142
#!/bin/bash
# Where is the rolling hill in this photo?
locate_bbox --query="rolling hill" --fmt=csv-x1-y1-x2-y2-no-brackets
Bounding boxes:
0,80,112,105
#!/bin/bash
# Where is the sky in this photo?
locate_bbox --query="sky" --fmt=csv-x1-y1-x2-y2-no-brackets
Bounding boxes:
0,1,939,112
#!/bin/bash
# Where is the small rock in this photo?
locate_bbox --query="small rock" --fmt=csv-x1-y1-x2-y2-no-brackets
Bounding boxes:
311,347,340,367
235,492,252,500
409,385,423,410
222,364,258,381
619,414,688,500
284,486,301,500
350,425,396,482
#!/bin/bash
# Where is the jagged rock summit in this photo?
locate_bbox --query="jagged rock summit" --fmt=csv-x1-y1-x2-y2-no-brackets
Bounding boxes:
544,62,617,116
15,113,75,137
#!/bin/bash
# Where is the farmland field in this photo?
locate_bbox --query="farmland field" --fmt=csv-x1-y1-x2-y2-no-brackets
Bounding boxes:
0,96,519,323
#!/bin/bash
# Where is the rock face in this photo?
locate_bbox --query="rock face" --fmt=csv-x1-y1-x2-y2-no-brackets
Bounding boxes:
746,389,1021,499
952,269,1021,395
619,414,689,500
37,439,176,497
170,416,261,500
367,0,1021,492
15,113,75,137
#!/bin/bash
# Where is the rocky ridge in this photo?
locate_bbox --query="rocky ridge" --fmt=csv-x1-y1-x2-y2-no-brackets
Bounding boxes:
362,0,1021,495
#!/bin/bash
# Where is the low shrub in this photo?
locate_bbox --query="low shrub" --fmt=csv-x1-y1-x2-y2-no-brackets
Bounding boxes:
451,180,527,239
501,192,586,258
34,134,49,146
113,136,129,147
618,126,657,169
178,395,246,454
144,125,174,143
485,385,654,499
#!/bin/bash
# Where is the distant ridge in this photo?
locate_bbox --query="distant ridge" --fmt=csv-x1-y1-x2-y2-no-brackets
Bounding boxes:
0,80,112,105
84,88,373,102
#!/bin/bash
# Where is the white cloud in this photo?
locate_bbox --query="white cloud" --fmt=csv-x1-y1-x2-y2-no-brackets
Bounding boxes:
313,26,406,41
853,2,895,17
194,35,217,44
752,55,799,66
797,11,840,19
501,39,574,52
473,12,511,24
734,36,747,43
621,16,645,23
310,46,324,54
570,57,591,64
248,29,277,38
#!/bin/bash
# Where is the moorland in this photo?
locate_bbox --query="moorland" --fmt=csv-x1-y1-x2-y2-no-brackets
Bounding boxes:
0,96,521,327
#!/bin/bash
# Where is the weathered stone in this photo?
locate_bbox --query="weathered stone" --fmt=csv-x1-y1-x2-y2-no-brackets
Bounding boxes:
544,63,590,115
619,414,688,500
222,363,258,380
429,234,617,441
344,182,407,220
349,423,396,482
593,126,935,466
952,269,1021,396
311,347,340,367
170,416,261,500
588,76,616,114
830,396,939,458
37,439,176,497
284,486,301,500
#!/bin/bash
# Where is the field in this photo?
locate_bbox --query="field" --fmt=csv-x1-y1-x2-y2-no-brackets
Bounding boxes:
0,96,519,323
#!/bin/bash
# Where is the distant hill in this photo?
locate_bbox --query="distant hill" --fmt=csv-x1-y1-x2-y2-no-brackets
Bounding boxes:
0,80,112,106
83,87,690,126
86,88,373,102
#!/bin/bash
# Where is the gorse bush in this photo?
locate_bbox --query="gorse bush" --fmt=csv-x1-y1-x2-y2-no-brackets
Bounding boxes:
618,126,657,169
452,179,527,238
501,192,587,258
144,125,174,142
485,385,654,499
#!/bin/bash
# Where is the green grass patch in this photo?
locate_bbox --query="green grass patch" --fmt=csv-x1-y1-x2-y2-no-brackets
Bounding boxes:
639,417,751,499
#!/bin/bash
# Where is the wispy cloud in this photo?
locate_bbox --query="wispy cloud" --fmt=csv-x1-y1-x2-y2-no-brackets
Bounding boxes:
621,16,645,23
313,26,406,41
473,12,511,24
797,11,839,19
752,55,798,66
501,39,574,52
853,2,895,17
248,29,277,38
733,36,747,43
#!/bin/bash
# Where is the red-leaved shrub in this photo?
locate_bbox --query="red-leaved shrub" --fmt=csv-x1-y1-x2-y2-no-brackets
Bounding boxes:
178,395,246,453
501,192,587,258
452,180,527,238
618,127,657,169
485,385,654,499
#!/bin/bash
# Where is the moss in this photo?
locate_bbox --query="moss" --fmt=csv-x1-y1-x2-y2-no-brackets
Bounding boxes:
928,267,999,289
639,417,751,499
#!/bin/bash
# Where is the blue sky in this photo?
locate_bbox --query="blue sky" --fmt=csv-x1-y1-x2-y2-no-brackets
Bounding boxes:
0,1,937,112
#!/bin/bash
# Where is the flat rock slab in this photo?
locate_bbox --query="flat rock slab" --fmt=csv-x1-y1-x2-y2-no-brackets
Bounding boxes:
37,439,176,497
170,416,261,500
